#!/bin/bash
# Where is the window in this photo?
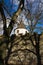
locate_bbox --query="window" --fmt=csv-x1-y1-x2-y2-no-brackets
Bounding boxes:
17,30,19,33
25,31,27,34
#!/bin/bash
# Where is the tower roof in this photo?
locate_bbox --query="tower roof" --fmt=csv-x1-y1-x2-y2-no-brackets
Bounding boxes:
17,21,25,29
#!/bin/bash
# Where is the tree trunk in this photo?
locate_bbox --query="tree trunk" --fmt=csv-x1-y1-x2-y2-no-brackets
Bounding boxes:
5,42,13,65
36,44,41,65
0,4,7,36
36,35,42,65
0,55,4,65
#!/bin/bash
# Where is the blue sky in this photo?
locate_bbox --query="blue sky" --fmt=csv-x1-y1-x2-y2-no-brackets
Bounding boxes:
0,0,43,34
3,0,19,16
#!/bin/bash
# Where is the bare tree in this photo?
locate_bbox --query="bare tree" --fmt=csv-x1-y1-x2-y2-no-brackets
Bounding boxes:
0,0,24,65
0,0,43,65
23,0,43,65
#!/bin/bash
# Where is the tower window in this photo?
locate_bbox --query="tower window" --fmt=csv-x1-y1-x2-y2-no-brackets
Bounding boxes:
17,30,19,33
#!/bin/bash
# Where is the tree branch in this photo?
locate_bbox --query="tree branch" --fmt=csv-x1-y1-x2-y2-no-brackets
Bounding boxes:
29,36,36,47
7,0,24,35
11,49,37,56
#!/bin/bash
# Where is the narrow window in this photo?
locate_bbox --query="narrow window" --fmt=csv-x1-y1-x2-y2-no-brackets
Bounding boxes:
17,30,19,33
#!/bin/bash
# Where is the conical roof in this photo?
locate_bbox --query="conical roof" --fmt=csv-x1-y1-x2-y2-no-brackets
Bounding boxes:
17,20,25,29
